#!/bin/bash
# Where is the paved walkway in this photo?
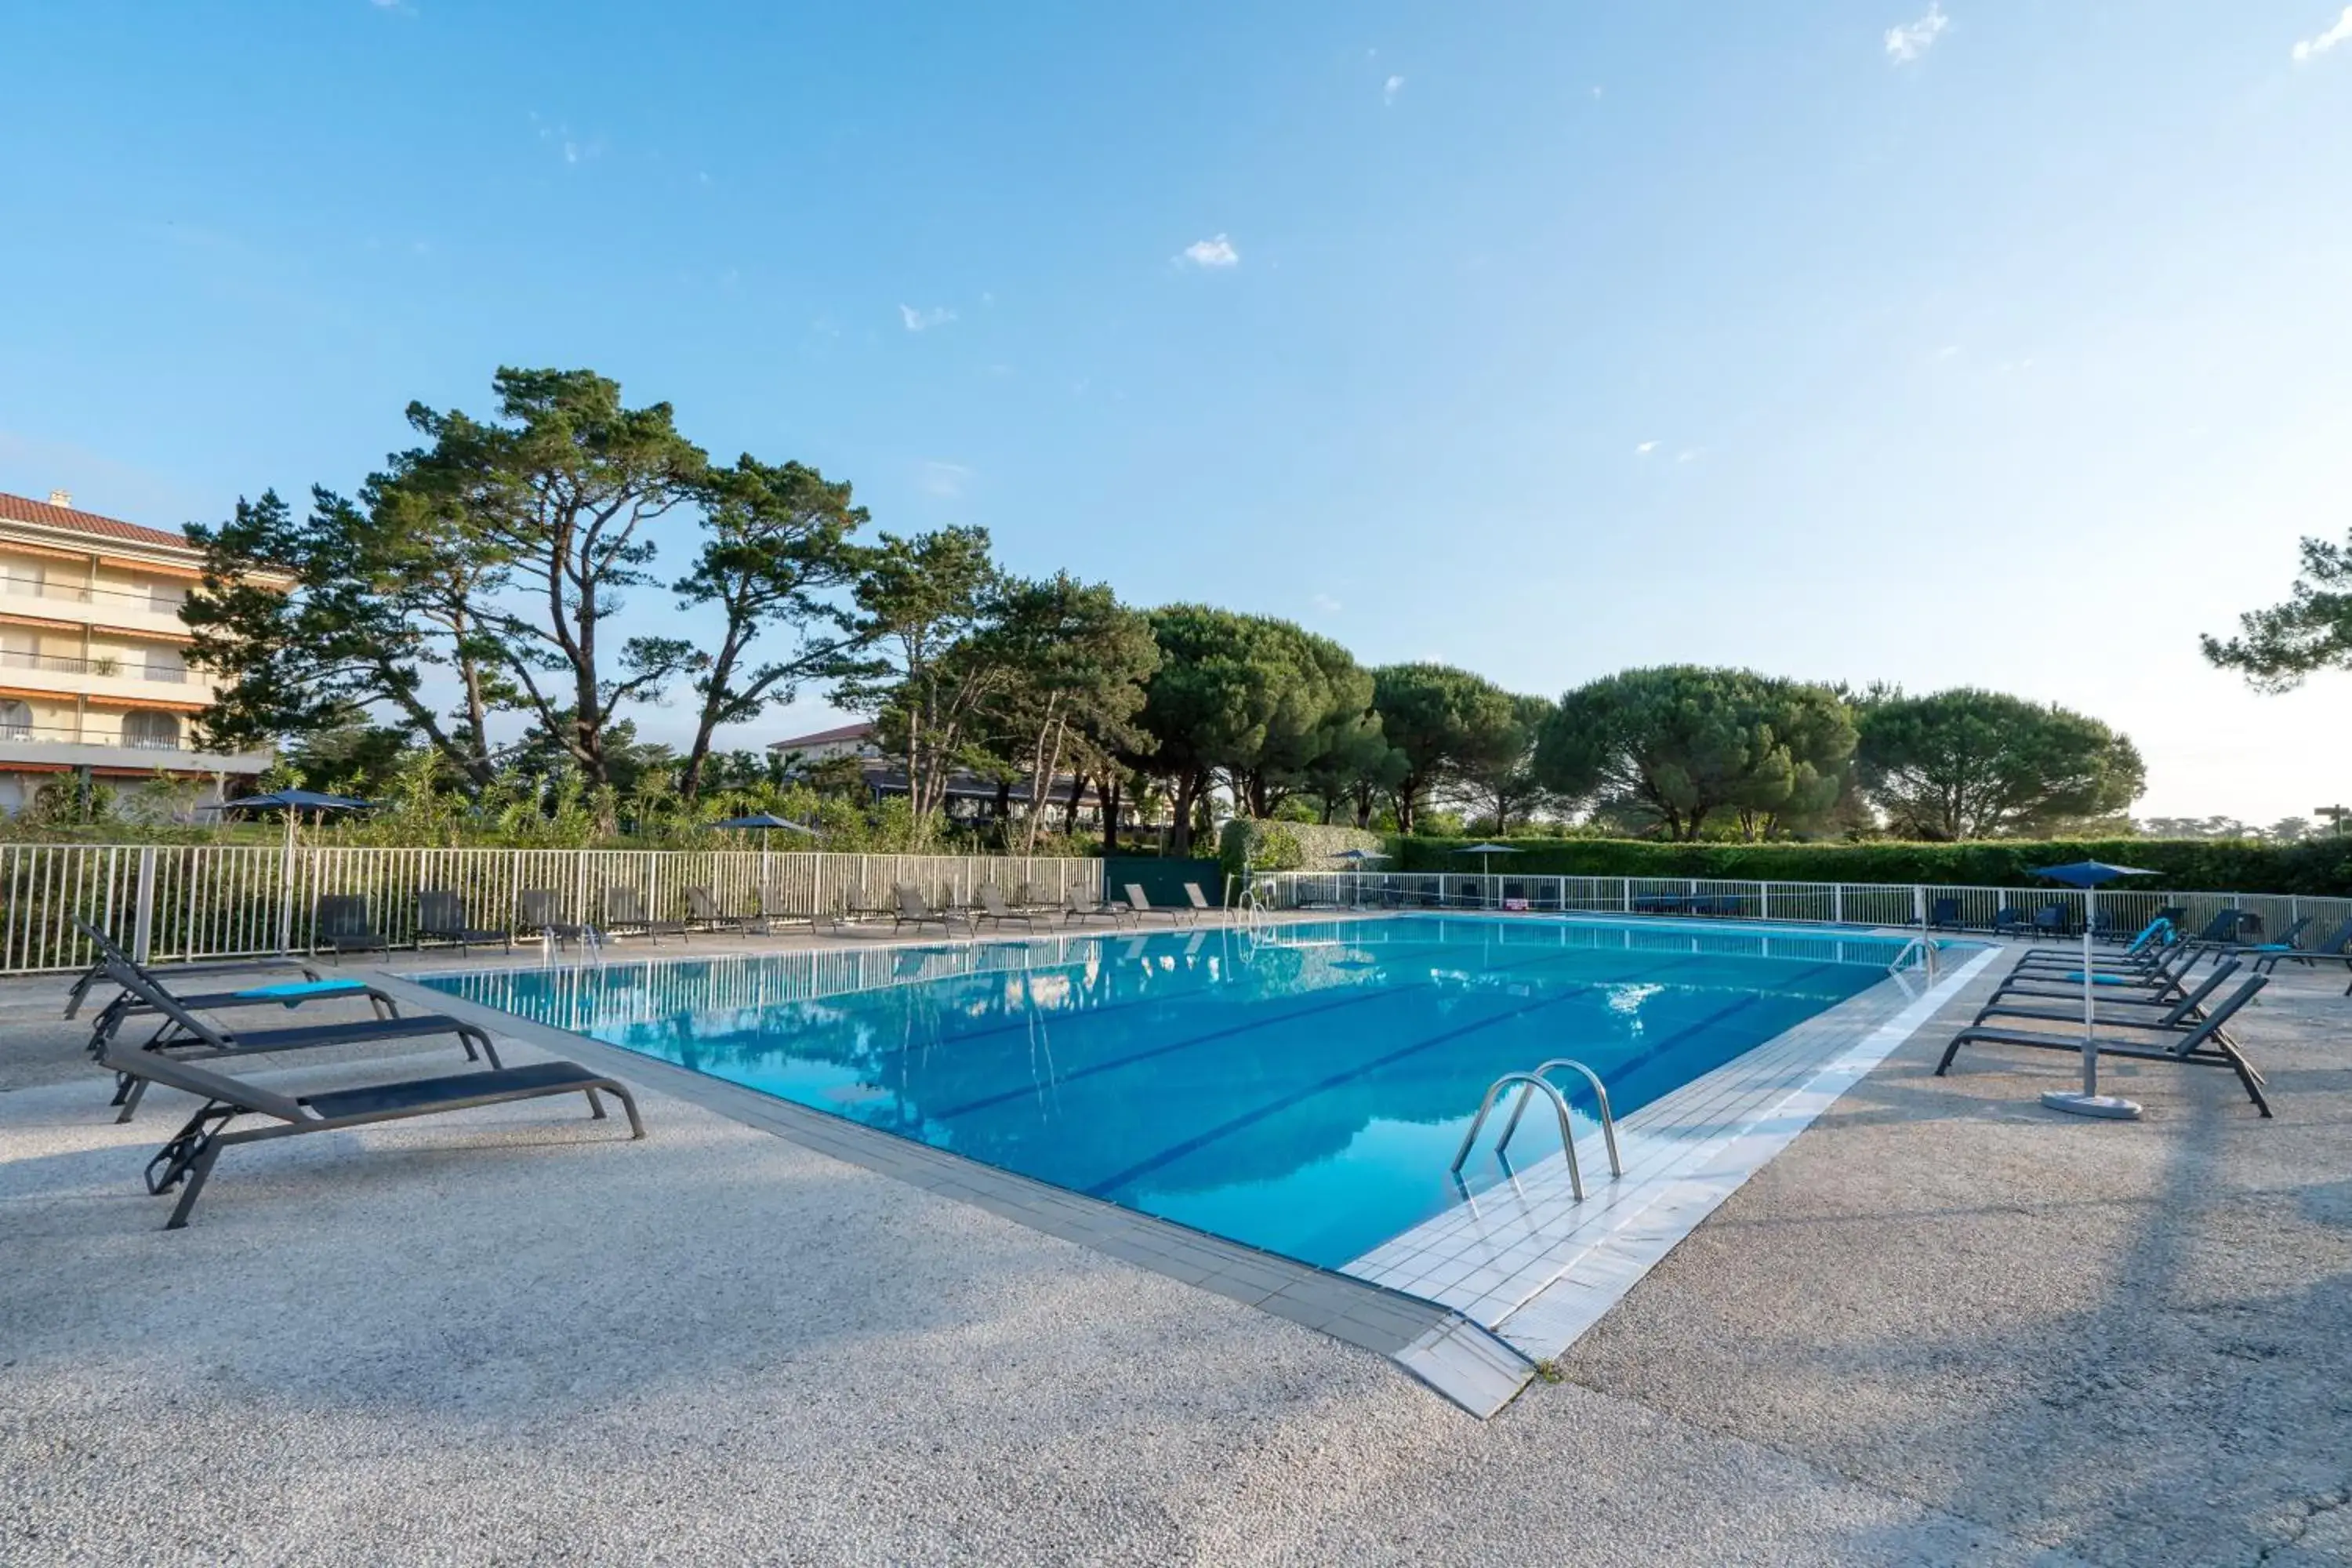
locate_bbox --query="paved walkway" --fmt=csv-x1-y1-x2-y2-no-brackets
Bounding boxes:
2,935,2347,1565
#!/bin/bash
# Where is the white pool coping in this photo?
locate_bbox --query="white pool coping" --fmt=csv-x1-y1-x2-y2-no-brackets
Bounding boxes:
1341,942,2003,1363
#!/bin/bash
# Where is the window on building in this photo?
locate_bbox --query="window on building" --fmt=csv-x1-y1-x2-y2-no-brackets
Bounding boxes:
0,630,35,672
143,646,187,683
2,560,42,597
122,710,180,750
0,699,31,740
147,581,189,615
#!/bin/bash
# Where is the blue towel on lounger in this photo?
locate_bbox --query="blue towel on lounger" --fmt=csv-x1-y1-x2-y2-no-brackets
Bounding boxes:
230,979,365,1005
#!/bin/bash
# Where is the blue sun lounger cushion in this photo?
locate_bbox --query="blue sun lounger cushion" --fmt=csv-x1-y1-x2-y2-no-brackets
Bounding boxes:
230,978,368,1006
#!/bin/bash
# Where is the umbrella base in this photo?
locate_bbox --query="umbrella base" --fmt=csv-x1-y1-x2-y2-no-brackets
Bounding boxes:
2040,1091,2143,1121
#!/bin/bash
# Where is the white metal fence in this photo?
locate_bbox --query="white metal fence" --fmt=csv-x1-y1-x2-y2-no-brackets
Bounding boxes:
0,844,1102,975
1255,870,2352,951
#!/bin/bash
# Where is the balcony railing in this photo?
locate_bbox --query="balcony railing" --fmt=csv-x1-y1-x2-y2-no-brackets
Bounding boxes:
1,577,189,615
0,648,188,683
0,720,190,751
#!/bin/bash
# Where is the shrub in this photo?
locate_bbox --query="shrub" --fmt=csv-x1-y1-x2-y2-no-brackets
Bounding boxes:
1385,834,2352,896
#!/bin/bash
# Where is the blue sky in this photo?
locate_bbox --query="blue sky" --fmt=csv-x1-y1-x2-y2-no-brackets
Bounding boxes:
4,1,2350,823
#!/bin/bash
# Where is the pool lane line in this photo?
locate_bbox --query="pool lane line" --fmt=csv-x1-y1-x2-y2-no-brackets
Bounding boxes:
1081,956,1708,1201
918,949,1714,1126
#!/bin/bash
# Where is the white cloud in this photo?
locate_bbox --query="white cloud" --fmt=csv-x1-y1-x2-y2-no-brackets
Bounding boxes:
1178,234,1240,268
1675,448,1701,464
1885,3,1948,63
2294,5,2352,60
1383,74,1405,106
1311,593,1344,615
1933,343,1962,360
916,460,972,498
1634,441,1660,456
899,303,956,332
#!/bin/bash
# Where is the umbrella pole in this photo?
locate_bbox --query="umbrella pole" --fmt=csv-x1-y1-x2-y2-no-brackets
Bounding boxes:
2042,882,2142,1120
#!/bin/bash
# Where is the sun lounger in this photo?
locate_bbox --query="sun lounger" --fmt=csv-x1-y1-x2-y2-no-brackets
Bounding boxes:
64,938,320,1021
684,886,753,934
2245,916,2352,992
71,922,355,1042
103,1043,642,1229
975,884,1047,932
517,889,601,953
1936,972,2271,1116
1926,897,1964,931
602,887,687,942
1183,882,1218,918
418,890,512,954
96,956,502,1123
1123,884,1195,925
747,884,842,936
1975,959,2245,1034
891,884,969,933
1061,891,1134,927
313,895,392,960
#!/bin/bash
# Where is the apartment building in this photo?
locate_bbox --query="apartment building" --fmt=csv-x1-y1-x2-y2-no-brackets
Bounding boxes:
0,488,271,814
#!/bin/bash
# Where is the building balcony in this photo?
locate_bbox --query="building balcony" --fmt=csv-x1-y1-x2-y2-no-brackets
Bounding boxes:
0,649,197,701
0,579,193,641
0,723,269,775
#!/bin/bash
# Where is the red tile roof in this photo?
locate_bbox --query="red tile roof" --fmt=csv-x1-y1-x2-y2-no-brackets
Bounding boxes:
0,489,193,551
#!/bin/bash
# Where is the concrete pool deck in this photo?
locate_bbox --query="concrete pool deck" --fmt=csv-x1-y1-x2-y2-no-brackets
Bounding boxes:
4,927,2349,1564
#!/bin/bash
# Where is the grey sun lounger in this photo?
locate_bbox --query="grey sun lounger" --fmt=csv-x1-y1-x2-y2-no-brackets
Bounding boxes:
2246,917,2352,992
98,956,502,1123
314,895,393,960
517,889,601,953
891,884,970,933
64,939,321,1021
684,886,753,934
974,884,1047,932
418,891,512,954
71,922,365,1044
1936,971,2272,1116
750,884,844,936
1061,890,1135,927
603,887,687,942
1183,882,1218,918
1975,959,2245,1035
103,1042,643,1229
1123,884,1196,926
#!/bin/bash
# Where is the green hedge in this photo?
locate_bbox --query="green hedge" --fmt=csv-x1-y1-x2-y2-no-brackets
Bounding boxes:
1385,836,2352,897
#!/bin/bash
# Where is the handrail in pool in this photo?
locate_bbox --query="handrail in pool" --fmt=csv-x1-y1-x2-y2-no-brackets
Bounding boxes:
1452,1065,1621,1202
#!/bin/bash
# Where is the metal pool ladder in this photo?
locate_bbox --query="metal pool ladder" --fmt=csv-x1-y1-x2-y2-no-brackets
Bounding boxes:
1450,1058,1623,1202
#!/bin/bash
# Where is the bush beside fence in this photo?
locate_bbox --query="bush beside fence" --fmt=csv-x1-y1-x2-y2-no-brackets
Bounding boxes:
1385,836,2352,897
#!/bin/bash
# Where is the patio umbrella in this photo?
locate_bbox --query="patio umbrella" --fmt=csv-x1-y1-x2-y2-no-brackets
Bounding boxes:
2031,859,2157,1120
715,811,819,885
209,789,372,952
1453,842,1523,909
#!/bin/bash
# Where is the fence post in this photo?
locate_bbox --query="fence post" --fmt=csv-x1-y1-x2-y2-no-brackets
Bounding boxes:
132,846,157,963
1621,877,1631,913
1912,884,1926,930
1833,885,1845,925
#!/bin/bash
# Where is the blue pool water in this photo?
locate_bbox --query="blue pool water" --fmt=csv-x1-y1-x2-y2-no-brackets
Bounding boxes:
418,916,1918,1269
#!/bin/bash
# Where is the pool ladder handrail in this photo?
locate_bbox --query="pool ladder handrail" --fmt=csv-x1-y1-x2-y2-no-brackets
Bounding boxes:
1887,935,1939,984
1450,1058,1623,1202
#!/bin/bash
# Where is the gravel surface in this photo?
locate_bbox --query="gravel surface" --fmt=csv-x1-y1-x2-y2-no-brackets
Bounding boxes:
3,950,2347,1565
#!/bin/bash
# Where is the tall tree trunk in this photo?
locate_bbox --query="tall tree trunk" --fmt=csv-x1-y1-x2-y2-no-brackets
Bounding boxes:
1170,771,1200,856
1062,771,1087,835
1103,775,1123,852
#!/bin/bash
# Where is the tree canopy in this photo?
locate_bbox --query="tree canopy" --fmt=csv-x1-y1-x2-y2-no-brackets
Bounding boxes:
1855,688,2146,840
2203,528,2352,691
1534,666,1856,840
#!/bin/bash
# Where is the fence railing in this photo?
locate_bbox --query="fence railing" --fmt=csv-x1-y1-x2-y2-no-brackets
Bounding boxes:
0,844,1102,975
1253,870,2352,951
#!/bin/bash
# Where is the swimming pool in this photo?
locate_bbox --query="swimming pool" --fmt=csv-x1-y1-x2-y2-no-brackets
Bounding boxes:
417,915,1933,1272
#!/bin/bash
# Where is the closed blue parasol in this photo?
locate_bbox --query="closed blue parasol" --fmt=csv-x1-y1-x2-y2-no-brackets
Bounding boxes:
1453,842,1523,909
2031,859,2158,1120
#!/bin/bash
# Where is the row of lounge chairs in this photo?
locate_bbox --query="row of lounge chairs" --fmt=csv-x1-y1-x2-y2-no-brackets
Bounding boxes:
67,923,642,1229
1935,916,2282,1116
